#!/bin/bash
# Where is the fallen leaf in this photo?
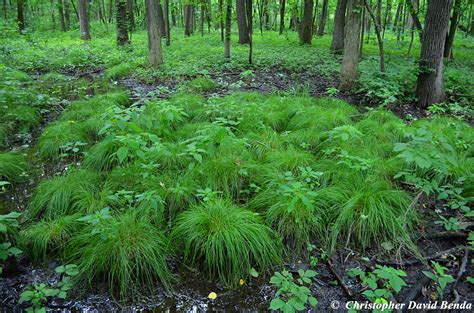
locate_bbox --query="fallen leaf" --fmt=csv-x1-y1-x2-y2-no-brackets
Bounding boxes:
208,292,217,300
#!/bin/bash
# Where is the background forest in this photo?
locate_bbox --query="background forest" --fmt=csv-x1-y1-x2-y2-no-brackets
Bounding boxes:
0,0,473,311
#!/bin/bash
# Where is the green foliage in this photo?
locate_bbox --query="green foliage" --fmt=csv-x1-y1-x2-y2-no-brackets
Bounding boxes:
183,77,217,92
329,177,415,251
19,264,78,312
422,261,456,299
0,152,29,184
104,62,135,80
172,199,281,286
269,269,318,312
0,212,23,274
67,211,172,296
19,215,80,262
348,265,407,311
37,121,89,158
29,170,102,219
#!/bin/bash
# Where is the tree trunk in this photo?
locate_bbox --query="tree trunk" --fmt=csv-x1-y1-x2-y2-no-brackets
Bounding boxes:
279,0,285,34
146,0,163,67
224,0,231,59
299,0,313,44
2,0,6,20
157,0,166,37
78,0,91,40
317,0,328,36
58,0,66,31
247,0,253,63
339,0,362,91
64,0,70,29
164,0,170,45
383,0,391,38
116,0,129,45
184,4,193,36
50,0,56,30
364,0,385,72
331,0,348,54
17,0,25,32
393,1,402,31
219,0,224,41
126,0,134,31
406,0,423,41
416,0,453,109
236,0,250,43
443,0,461,59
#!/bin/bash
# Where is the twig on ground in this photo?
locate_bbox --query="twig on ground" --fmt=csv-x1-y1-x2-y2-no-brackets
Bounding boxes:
326,259,353,298
421,231,468,240
452,247,469,304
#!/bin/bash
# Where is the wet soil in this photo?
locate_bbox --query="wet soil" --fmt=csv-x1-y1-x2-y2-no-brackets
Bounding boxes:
1,68,473,312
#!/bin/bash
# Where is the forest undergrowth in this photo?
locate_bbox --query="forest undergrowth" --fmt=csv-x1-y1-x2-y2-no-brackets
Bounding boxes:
1,25,473,311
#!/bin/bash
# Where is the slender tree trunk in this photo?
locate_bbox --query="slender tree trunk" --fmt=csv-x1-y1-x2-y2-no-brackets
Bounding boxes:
406,0,423,41
224,0,231,59
116,0,129,45
157,0,165,37
393,1,402,31
360,4,365,55
199,2,204,35
164,0,170,45
108,0,114,23
126,0,134,31
219,0,224,41
279,0,285,34
2,0,6,20
184,4,193,36
78,0,91,40
339,0,362,91
17,0,25,32
299,0,313,44
247,0,253,63
64,0,70,29
331,0,348,53
443,0,461,59
50,0,56,30
58,0,66,31
146,0,163,67
383,0,391,38
317,0,328,36
236,0,250,43
364,0,385,72
416,0,453,109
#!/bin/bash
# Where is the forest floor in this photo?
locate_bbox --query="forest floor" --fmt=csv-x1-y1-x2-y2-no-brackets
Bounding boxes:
1,27,473,311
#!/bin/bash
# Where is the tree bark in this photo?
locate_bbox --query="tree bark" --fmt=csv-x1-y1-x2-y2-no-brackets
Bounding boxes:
64,0,70,29
126,0,134,31
219,0,224,41
299,0,313,44
164,0,170,45
17,0,25,32
317,0,328,36
184,4,193,36
443,0,461,59
416,0,453,109
279,0,285,34
58,0,66,31
116,0,129,45
364,0,385,72
78,0,91,40
146,0,163,67
236,0,250,43
339,0,362,91
331,0,348,54
224,0,231,59
51,0,56,30
157,0,166,37
393,1,402,31
406,0,423,41
247,0,253,63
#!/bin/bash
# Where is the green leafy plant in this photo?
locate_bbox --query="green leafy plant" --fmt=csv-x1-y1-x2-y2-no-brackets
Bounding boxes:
348,265,407,310
269,269,318,312
0,212,22,274
422,261,455,299
19,264,78,312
